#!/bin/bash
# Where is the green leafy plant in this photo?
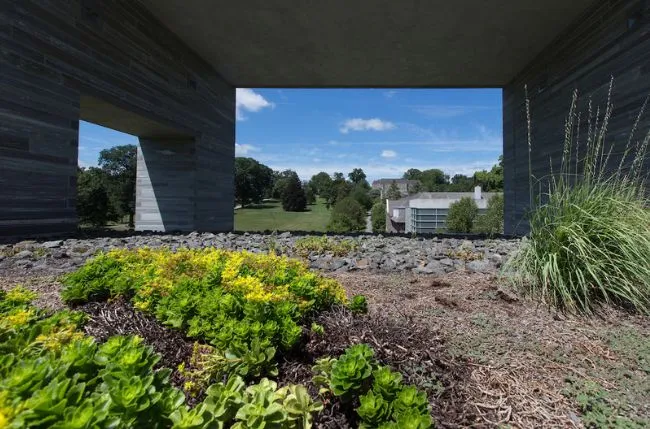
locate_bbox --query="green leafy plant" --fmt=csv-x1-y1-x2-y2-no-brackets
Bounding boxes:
330,344,374,398
372,366,403,400
357,390,392,427
349,295,369,314
294,236,359,257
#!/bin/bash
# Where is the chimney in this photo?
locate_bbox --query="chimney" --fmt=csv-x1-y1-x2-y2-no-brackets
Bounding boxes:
474,186,482,200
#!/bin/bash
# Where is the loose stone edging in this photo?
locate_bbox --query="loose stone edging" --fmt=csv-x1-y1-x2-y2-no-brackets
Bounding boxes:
0,232,520,277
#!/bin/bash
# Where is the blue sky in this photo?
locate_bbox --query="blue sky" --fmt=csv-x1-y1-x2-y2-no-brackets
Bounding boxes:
79,88,503,181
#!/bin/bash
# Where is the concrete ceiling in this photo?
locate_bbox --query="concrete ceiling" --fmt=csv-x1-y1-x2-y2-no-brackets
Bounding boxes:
139,0,596,87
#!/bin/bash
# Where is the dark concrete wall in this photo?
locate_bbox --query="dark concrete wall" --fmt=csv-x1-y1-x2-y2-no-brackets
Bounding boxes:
503,0,650,234
0,0,234,235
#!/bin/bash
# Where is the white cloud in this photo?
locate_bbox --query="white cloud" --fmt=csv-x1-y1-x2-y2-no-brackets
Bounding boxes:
381,150,397,159
235,143,260,156
383,90,398,98
340,118,396,134
236,88,274,121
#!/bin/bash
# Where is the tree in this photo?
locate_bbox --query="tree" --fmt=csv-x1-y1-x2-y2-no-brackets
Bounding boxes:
234,157,274,206
351,185,373,210
304,182,316,205
310,172,333,196
327,197,366,232
348,168,368,188
473,194,504,236
447,197,479,233
403,169,423,181
474,156,504,191
386,180,402,200
324,173,353,209
77,167,111,227
371,202,386,232
419,169,449,191
281,173,307,212
272,170,299,199
98,144,136,227
449,174,474,192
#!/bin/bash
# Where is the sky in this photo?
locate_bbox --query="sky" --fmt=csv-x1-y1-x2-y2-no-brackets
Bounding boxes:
79,88,503,182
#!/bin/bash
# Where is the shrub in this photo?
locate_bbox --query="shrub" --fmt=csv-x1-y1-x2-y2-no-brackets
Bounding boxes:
349,295,368,314
371,202,386,233
446,197,478,233
504,85,650,314
312,344,432,428
294,235,358,257
63,249,347,379
473,194,504,236
327,197,366,232
282,174,307,212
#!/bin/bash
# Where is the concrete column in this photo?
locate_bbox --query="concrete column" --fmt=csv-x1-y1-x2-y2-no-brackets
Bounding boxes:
135,134,234,232
0,71,80,236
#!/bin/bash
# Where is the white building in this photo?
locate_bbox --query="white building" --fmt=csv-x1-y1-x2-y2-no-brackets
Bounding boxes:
386,186,498,233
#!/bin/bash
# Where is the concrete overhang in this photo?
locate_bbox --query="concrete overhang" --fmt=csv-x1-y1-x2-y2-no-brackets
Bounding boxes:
139,0,596,87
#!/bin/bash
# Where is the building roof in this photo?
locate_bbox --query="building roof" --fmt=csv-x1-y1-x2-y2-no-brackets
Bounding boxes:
372,179,419,186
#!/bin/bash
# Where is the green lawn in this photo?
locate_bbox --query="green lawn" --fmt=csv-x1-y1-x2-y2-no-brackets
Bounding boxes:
234,198,330,232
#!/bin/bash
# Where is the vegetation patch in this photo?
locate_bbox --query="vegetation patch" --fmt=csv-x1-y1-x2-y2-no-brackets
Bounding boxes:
504,87,650,314
294,236,359,257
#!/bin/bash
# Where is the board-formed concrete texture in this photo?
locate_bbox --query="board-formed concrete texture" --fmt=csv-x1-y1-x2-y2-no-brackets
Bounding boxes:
0,0,648,235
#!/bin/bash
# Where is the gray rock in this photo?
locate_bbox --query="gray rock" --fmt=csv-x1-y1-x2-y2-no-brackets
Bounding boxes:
15,259,33,268
439,258,454,266
467,260,494,273
15,250,33,259
42,240,63,249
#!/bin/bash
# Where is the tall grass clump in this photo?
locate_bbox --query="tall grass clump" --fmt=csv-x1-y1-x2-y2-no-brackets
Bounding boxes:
505,81,650,314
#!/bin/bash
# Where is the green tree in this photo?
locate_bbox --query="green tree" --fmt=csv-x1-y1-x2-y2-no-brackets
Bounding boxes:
348,168,369,188
327,197,366,232
447,197,479,233
98,144,136,227
371,202,386,232
473,194,504,236
310,172,333,196
272,169,298,199
305,182,317,205
386,181,402,200
282,174,307,212
325,174,353,209
234,157,274,206
77,167,111,227
449,174,474,191
403,169,423,181
351,185,373,210
473,156,504,191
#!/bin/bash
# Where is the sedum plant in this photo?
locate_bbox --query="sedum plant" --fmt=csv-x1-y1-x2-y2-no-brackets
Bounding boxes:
312,344,433,428
349,295,369,314
62,249,347,380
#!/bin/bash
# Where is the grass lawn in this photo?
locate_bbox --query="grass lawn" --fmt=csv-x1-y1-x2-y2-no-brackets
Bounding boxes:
234,198,330,232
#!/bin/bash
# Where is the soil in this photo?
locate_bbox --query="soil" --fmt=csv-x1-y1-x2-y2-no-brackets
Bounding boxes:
2,269,649,428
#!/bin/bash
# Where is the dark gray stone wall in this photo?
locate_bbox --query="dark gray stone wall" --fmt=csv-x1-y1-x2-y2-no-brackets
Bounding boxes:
0,0,234,236
503,0,650,234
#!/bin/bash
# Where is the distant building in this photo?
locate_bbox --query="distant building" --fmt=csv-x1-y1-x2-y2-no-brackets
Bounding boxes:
385,186,498,233
372,179,420,198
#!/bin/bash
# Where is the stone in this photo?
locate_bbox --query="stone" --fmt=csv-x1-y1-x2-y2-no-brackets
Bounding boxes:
355,258,370,269
439,258,454,266
467,260,494,273
15,259,33,268
42,240,63,249
414,260,445,275
15,250,33,259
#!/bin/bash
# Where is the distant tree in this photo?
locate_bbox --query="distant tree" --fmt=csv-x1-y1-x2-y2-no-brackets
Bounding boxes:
371,202,386,233
351,185,373,210
310,172,333,196
368,188,381,202
449,174,474,192
332,172,345,181
409,181,422,194
325,174,353,209
420,169,449,191
348,168,369,188
473,194,504,236
98,144,136,227
403,169,423,181
304,181,317,205
447,197,479,233
272,169,299,199
77,167,111,227
386,181,402,200
327,197,366,232
235,157,274,207
474,156,504,191
282,174,307,212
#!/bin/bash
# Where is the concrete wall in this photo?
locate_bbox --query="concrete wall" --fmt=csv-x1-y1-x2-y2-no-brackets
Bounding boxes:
0,0,234,235
504,0,650,234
